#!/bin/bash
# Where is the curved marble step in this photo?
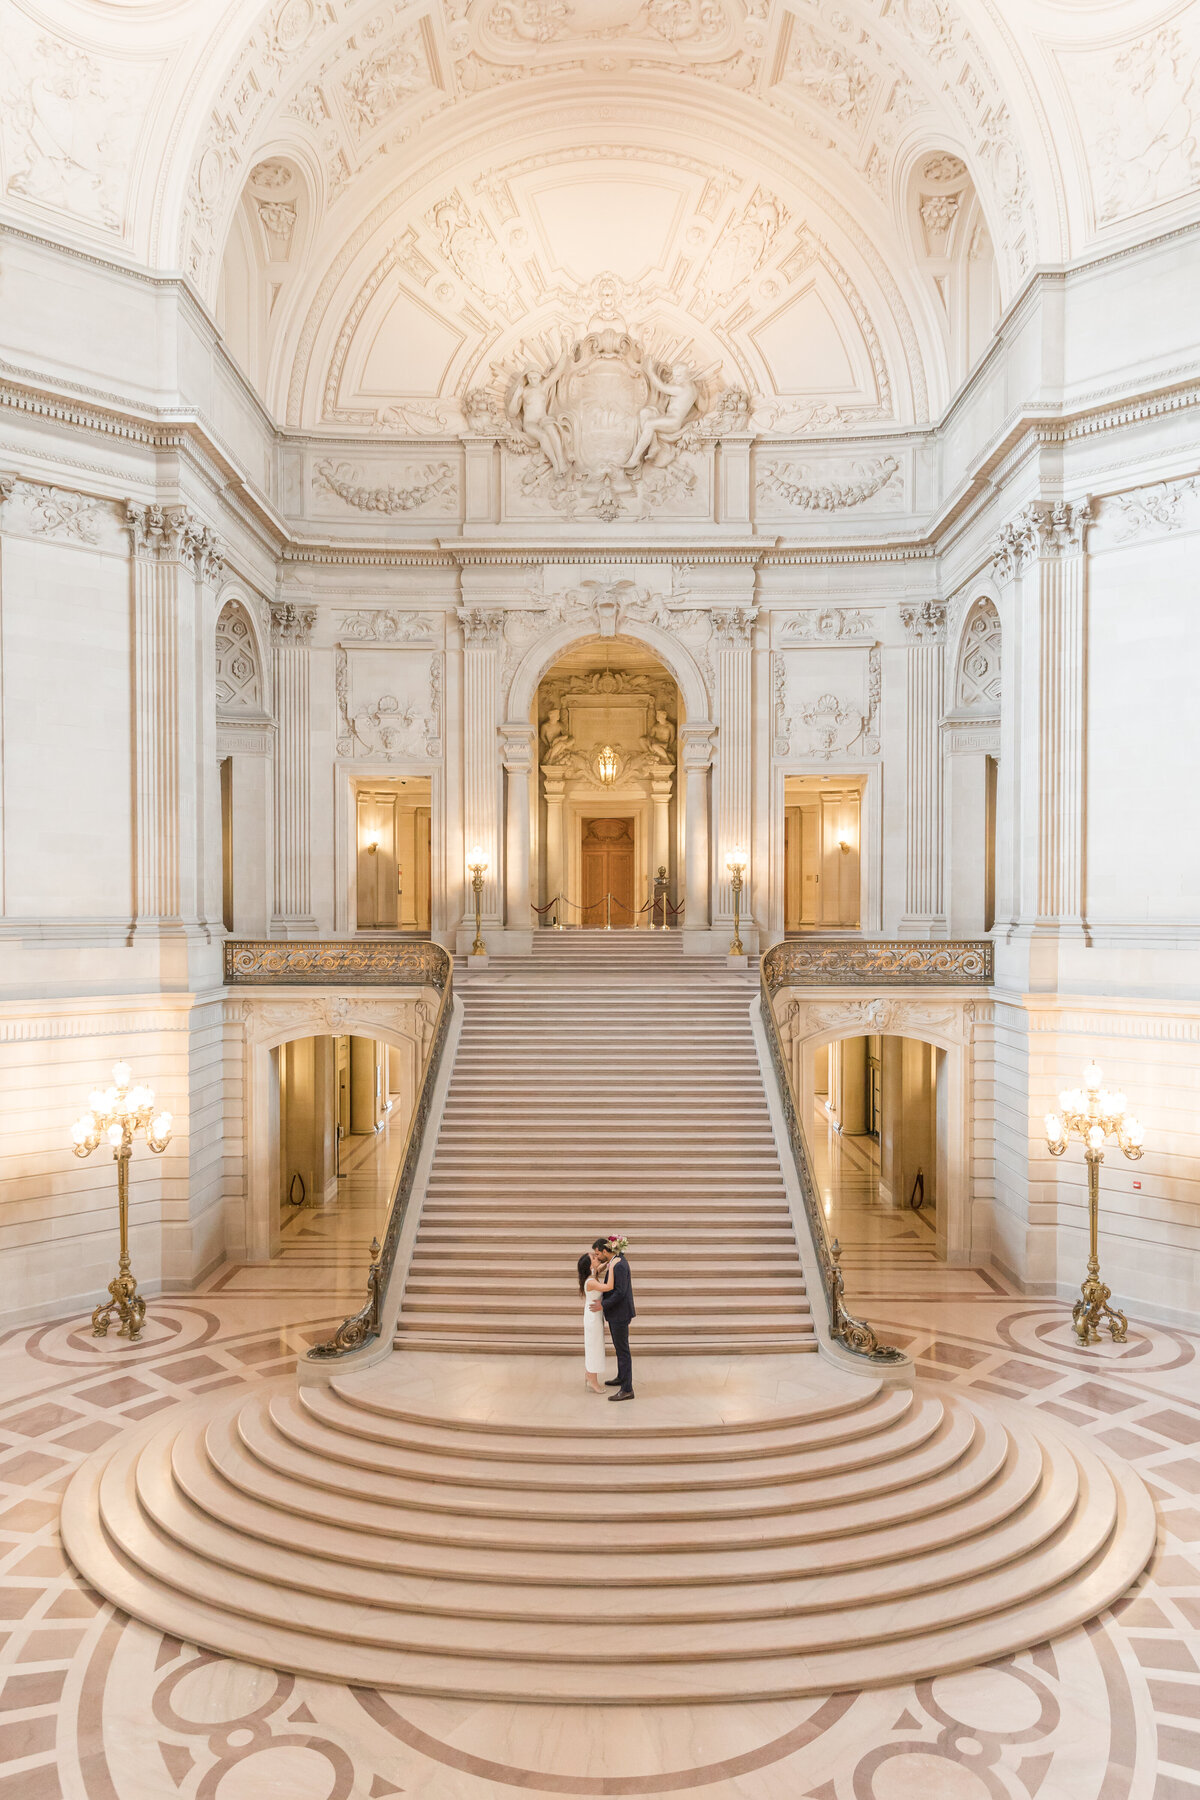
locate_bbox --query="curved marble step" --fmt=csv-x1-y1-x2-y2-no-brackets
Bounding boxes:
62,1366,1155,1703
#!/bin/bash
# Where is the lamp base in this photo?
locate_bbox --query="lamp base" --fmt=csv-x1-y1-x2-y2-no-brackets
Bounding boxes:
92,1269,146,1342
1072,1269,1128,1345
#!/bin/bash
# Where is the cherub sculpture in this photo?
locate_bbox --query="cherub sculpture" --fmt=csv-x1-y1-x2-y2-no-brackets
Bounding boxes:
625,362,699,471
507,345,571,474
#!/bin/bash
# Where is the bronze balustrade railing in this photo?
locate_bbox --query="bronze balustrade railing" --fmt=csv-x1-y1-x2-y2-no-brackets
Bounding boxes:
224,937,446,986
222,937,455,1361
759,946,906,1365
773,938,993,986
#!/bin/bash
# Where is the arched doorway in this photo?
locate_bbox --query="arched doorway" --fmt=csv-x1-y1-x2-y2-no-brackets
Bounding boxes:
812,1032,945,1238
270,1031,417,1302
533,636,684,929
781,1004,974,1276
235,1001,432,1264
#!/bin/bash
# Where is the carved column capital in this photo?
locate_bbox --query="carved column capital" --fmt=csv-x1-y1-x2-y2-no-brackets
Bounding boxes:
457,606,506,648
991,498,1094,579
270,601,317,646
499,722,536,773
125,501,190,560
679,722,717,771
180,518,226,583
709,606,758,649
899,600,947,642
0,473,16,511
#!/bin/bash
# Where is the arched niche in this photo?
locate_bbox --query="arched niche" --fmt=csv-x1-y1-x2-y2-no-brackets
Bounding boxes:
215,596,269,717
903,149,1001,389
217,152,315,391
215,592,274,936
953,596,1002,714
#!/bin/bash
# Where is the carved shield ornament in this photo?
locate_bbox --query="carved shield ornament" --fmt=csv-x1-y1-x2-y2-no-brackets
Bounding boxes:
555,332,651,476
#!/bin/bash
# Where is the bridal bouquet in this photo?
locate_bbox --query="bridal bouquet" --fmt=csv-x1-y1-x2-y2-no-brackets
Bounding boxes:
606,1235,630,1255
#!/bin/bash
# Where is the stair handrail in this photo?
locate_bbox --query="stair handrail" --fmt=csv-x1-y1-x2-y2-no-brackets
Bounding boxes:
758,946,906,1365
307,947,455,1361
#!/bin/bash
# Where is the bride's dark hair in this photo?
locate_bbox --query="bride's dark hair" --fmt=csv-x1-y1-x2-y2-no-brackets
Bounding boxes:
577,1251,592,1296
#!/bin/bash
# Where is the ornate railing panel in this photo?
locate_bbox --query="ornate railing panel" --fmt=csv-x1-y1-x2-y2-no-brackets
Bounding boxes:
225,939,446,986
306,950,454,1361
759,954,905,1366
772,939,992,986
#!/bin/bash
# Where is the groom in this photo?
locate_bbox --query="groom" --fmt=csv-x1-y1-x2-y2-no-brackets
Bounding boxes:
591,1238,635,1401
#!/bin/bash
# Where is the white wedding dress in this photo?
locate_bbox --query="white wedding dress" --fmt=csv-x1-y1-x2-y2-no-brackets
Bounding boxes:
583,1282,606,1376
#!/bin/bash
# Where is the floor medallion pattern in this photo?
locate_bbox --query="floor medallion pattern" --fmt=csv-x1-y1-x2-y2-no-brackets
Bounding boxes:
1,1131,1199,1797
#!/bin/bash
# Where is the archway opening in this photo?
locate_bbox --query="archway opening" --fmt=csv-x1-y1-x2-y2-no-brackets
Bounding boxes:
534,635,683,929
268,1031,417,1291
811,1032,948,1287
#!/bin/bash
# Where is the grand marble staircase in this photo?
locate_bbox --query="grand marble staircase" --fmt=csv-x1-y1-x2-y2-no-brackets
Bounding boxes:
60,931,1156,1703
397,930,814,1357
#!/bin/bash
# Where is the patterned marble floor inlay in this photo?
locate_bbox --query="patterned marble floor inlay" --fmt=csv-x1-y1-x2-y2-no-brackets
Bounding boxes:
1,1119,1198,1797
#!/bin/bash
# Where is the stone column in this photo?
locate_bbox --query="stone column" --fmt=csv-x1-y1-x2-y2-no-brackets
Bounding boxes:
711,606,757,932
680,724,716,935
650,773,673,895
543,770,566,918
125,504,224,935
457,606,504,947
270,601,317,936
992,500,1093,961
899,601,946,935
501,722,536,940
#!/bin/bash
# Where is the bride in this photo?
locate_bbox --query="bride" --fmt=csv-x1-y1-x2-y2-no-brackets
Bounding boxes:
577,1247,615,1393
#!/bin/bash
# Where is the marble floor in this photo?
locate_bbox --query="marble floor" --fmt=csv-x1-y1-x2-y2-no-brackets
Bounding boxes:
1,1116,1199,1798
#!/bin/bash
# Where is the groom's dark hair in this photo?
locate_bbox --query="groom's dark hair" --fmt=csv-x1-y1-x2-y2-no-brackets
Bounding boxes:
591,1238,612,1252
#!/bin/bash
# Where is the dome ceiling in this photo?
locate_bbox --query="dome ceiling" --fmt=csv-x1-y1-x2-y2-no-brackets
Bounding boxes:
3,0,1198,429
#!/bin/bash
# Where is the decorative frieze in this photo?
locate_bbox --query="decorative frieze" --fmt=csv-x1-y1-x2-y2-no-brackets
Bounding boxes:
779,608,876,642
757,456,901,512
1105,478,1199,543
313,459,457,515
337,609,437,641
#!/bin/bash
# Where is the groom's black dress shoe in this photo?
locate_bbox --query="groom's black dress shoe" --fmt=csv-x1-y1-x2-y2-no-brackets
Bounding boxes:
608,1390,635,1401
604,1377,622,1386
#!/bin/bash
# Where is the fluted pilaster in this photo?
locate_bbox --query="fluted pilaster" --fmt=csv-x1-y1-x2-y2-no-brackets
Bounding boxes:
270,602,317,934
125,503,224,931
900,601,946,932
711,606,756,926
992,500,1093,929
458,608,504,928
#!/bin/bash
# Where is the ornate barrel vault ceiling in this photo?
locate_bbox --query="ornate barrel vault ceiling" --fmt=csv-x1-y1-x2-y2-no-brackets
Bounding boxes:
2,0,1198,430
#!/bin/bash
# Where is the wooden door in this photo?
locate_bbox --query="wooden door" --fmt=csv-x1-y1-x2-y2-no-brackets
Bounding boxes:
581,818,634,926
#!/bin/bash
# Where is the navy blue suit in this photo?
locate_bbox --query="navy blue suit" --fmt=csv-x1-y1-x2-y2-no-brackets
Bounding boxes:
601,1256,636,1392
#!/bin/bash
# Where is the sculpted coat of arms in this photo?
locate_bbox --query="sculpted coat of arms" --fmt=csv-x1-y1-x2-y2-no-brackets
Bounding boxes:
472,315,744,521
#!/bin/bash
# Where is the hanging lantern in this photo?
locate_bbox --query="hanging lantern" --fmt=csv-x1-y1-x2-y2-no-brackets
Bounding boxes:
596,745,619,786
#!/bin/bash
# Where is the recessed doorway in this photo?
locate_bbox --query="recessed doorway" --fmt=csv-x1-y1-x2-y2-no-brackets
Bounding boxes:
355,777,431,933
784,776,864,932
581,817,635,927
